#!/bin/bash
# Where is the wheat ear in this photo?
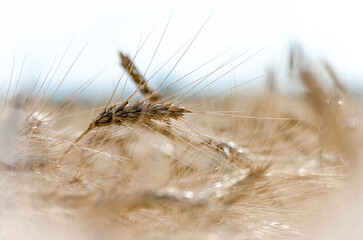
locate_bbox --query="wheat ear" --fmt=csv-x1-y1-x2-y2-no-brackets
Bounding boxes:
62,100,191,158
119,51,160,102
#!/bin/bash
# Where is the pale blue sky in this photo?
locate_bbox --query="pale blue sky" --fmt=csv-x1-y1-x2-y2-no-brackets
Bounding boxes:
0,0,362,99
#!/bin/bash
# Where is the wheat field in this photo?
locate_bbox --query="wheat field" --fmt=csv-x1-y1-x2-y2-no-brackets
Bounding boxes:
0,38,362,240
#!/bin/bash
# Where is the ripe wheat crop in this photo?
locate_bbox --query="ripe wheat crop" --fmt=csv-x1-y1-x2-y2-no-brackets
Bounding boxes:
0,30,362,240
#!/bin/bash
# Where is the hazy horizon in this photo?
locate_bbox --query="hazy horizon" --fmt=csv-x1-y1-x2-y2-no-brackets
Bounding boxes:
1,0,362,99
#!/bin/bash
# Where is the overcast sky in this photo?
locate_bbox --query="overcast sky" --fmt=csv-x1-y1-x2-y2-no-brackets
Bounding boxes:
0,0,362,99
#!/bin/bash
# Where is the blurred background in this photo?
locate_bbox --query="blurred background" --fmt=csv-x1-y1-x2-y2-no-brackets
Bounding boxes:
0,0,362,100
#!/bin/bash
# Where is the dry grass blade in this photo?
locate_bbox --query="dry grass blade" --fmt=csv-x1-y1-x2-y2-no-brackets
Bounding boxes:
299,68,348,153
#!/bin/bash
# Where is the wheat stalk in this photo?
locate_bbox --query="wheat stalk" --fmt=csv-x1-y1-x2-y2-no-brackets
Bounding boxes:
119,51,254,167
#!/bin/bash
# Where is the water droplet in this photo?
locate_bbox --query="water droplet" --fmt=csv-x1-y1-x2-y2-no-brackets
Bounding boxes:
270,221,279,226
184,191,194,199
281,225,289,230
